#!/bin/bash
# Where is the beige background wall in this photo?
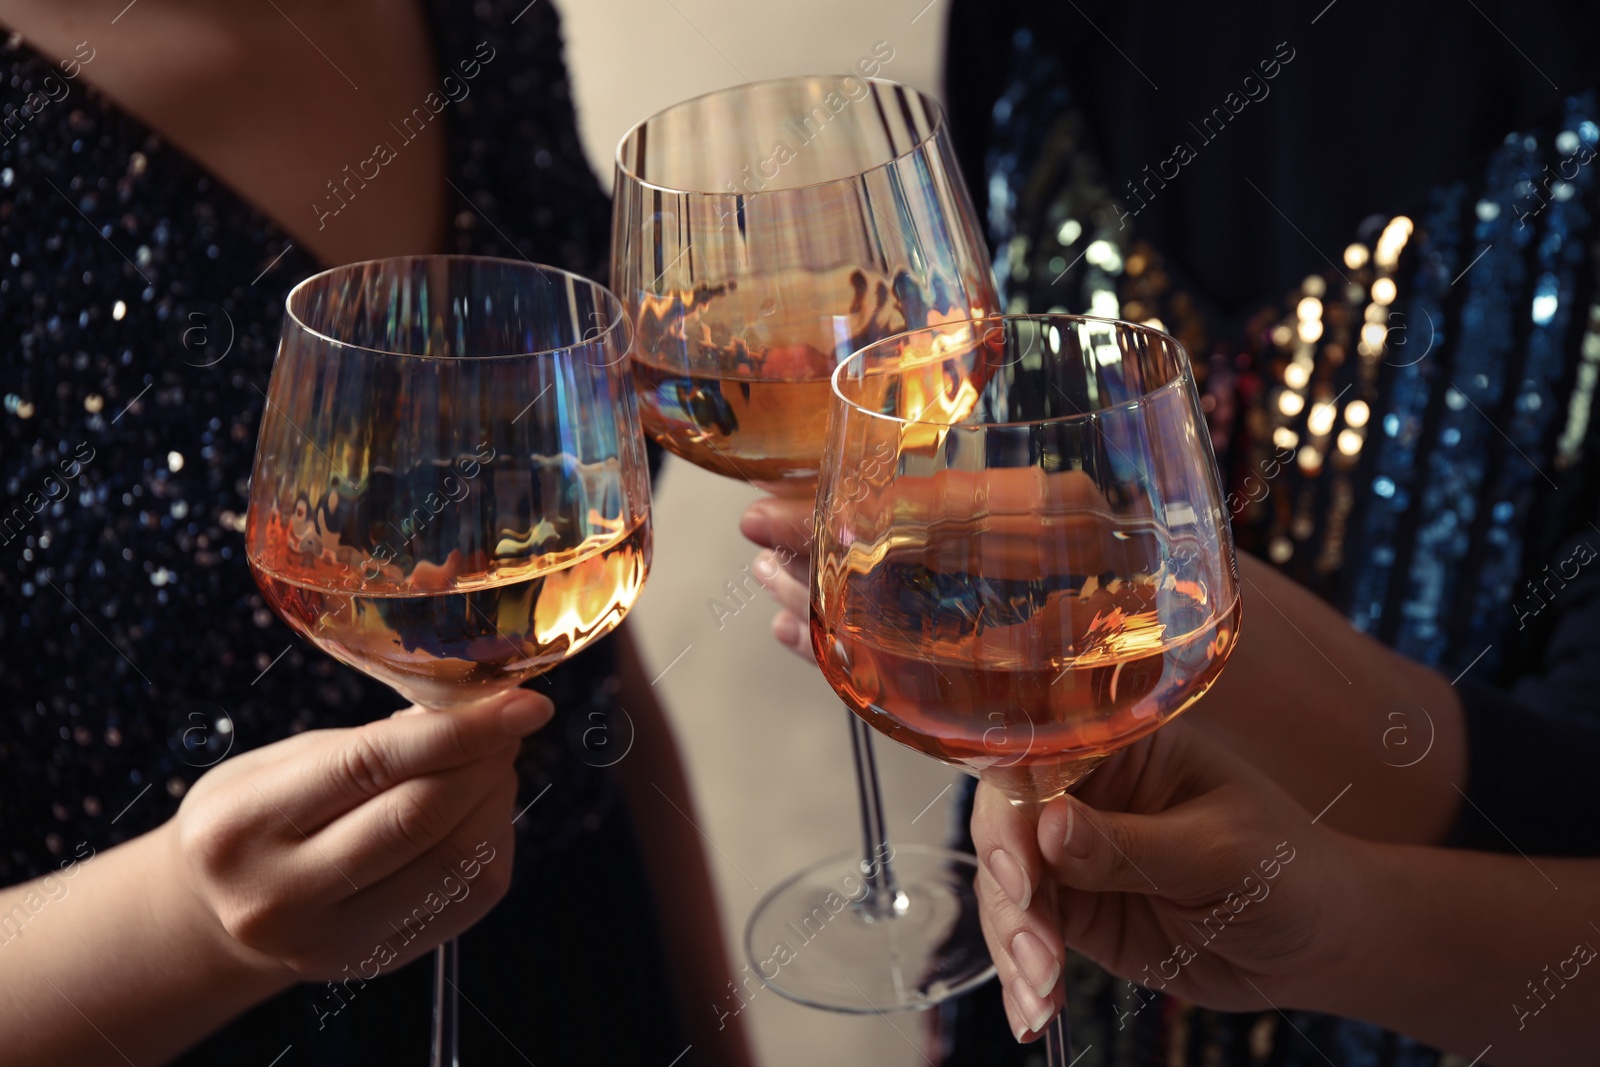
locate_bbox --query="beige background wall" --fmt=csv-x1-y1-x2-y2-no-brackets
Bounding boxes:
560,4,970,1065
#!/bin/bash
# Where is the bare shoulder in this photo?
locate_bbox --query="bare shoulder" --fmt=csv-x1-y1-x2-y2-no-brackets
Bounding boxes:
0,0,448,264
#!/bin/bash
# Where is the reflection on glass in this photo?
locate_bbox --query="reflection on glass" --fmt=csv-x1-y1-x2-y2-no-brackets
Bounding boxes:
613,75,998,493
247,257,651,709
816,315,1240,804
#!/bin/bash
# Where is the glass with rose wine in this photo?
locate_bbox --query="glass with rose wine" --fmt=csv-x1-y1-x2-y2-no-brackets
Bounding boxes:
612,75,1003,1011
811,315,1241,1060
245,257,651,1067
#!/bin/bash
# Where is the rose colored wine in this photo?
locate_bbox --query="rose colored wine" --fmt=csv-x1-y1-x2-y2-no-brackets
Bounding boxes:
631,356,834,492
814,550,1240,802
629,265,991,493
249,518,649,708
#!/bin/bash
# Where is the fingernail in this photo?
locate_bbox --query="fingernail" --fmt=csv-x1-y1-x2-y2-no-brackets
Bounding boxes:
391,705,428,718
1002,989,1029,1043
773,612,801,648
739,503,770,542
987,849,1032,911
1010,929,1060,999
1063,798,1094,859
499,691,553,736
1007,973,1055,1037
753,550,779,585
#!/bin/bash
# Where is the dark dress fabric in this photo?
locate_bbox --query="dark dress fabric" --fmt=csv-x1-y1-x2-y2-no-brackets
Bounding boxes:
938,2,1600,1064
1,5,687,1064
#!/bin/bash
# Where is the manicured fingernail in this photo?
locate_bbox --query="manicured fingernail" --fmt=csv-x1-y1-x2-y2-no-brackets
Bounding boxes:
499,691,553,735
987,849,1032,911
1002,989,1029,1042
773,612,801,648
1007,973,1054,1036
1010,929,1060,999
753,550,780,585
739,503,770,541
1063,799,1094,859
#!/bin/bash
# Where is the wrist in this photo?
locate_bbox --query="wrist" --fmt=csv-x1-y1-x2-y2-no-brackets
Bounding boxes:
1272,825,1384,1012
148,820,298,997
1292,830,1413,1021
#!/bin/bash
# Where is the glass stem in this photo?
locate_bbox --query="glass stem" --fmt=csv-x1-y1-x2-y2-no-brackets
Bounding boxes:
1044,1008,1073,1065
848,710,902,919
1033,798,1073,1067
431,938,460,1067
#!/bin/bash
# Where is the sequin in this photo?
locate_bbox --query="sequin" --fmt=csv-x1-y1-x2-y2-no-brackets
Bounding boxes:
962,29,1600,1064
1,5,629,904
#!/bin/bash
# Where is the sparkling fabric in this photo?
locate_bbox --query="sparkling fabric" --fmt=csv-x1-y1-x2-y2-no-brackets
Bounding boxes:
2,5,683,1064
941,26,1600,1067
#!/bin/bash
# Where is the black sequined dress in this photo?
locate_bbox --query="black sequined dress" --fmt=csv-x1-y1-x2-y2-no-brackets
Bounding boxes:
1,5,687,1064
938,2,1600,1064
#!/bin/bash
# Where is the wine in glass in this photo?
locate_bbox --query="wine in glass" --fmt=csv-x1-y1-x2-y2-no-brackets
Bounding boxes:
245,256,650,1067
812,314,1241,1057
612,75,1003,1012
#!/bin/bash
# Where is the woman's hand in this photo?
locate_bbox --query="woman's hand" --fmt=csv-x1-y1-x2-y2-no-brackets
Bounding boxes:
169,687,552,981
740,495,817,662
0,687,553,1066
973,721,1358,1041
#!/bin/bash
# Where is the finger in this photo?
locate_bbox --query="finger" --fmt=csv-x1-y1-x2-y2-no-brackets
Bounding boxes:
757,544,809,587
300,741,522,895
973,780,1065,1030
752,551,809,619
264,688,552,828
979,870,1060,1041
1038,791,1200,896
771,610,816,662
1000,986,1049,1046
1073,722,1241,810
295,769,520,976
1053,883,1120,962
741,497,814,552
976,860,1064,1006
972,780,1043,913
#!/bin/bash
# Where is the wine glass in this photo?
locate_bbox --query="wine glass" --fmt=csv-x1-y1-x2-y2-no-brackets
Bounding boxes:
244,256,651,1067
612,75,1002,1013
812,314,1241,1059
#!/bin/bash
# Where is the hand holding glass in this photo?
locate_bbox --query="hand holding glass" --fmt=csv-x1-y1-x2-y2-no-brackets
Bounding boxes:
613,76,1003,1012
245,256,651,1066
811,315,1240,1058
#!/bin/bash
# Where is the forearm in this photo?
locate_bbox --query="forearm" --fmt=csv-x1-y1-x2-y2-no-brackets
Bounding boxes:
1321,839,1600,1063
1187,552,1467,844
611,628,756,1067
0,825,291,1066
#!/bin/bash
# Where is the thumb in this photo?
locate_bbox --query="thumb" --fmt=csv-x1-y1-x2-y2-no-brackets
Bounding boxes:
740,497,814,551
1037,792,1200,898
275,688,554,822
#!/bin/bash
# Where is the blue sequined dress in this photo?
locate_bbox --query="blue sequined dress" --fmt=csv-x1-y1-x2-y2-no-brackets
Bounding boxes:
937,2,1600,1064
1,5,688,1064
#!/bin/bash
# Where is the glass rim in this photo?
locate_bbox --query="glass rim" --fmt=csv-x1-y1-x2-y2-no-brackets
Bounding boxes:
830,313,1194,430
612,74,947,197
283,254,628,362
